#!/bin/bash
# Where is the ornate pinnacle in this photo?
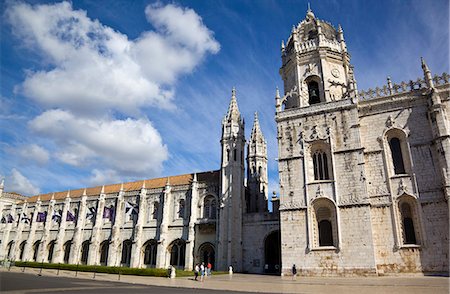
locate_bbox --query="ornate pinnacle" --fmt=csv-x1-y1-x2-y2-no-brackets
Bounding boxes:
225,87,241,121
421,57,434,89
101,185,105,194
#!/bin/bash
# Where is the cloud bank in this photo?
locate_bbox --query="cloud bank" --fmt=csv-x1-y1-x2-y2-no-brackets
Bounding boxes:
5,1,220,191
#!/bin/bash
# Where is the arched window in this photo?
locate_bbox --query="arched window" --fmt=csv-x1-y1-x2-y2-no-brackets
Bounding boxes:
7,241,15,260
178,199,185,219
81,241,90,265
312,151,330,180
170,239,186,268
63,241,72,264
99,241,109,266
33,241,40,261
233,149,237,161
308,81,320,104
400,202,417,244
313,199,338,248
143,240,157,267
19,241,26,261
121,240,132,266
308,30,318,40
152,202,159,220
203,196,217,219
47,240,56,262
389,138,406,174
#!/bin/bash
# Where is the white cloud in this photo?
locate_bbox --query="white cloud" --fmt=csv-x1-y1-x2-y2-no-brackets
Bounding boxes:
18,144,50,165
6,168,40,196
29,109,168,177
6,1,220,116
5,1,220,184
89,169,122,187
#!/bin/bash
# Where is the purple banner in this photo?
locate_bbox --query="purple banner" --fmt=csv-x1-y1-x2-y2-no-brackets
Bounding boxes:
66,211,75,222
103,207,114,220
36,211,47,222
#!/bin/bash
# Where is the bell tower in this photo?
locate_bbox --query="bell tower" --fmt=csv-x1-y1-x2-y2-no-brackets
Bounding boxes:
279,7,357,109
218,87,245,272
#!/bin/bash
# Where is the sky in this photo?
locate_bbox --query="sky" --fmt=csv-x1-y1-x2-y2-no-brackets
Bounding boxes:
0,0,448,197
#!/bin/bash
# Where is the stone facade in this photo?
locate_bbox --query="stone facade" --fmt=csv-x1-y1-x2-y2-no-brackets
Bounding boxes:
0,91,279,274
276,8,449,276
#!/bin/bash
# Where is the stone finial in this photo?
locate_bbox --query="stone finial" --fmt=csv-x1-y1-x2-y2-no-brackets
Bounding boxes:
387,76,393,94
251,112,263,141
421,57,435,89
82,188,87,196
101,185,105,194
141,180,146,189
306,2,315,20
120,183,124,192
275,87,281,113
193,173,197,183
0,177,4,189
66,190,71,198
281,40,285,52
51,193,55,200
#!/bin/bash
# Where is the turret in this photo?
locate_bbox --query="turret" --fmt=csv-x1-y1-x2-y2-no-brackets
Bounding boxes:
218,87,245,272
279,6,357,109
246,112,268,213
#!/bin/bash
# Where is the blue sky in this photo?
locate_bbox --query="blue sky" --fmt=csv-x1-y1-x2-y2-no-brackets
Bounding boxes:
0,0,448,196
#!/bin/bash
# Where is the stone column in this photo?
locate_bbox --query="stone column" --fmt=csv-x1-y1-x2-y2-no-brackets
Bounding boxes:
0,203,16,260
53,193,70,263
23,200,40,261
69,191,88,264
109,184,125,266
38,195,55,263
13,202,28,260
156,180,171,268
88,188,106,265
185,173,198,270
131,183,147,268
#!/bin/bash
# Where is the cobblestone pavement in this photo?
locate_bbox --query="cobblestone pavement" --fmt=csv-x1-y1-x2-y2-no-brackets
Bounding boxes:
1,267,448,294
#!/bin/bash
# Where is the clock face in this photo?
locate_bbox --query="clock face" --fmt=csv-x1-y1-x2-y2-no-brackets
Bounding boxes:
331,68,340,78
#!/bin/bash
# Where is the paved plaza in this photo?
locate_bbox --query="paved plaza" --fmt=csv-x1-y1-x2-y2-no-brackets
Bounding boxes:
1,267,448,294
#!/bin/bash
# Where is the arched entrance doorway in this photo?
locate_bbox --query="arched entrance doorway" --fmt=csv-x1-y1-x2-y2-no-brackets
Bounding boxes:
169,239,186,269
198,242,215,269
264,230,281,274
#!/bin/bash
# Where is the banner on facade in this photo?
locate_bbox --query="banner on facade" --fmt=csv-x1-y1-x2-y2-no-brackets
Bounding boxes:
66,210,76,222
36,212,47,222
125,202,138,216
21,213,30,224
86,207,96,220
103,206,114,220
52,210,62,223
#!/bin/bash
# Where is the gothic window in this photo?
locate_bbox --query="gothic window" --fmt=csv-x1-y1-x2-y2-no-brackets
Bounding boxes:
152,202,159,220
121,240,132,266
312,151,330,180
19,241,26,260
233,149,237,161
203,196,217,219
33,241,40,261
47,240,56,262
178,199,185,219
170,239,186,269
7,241,14,260
312,199,338,248
389,137,406,174
400,201,418,245
81,241,90,265
99,241,109,265
308,81,320,105
143,240,157,267
63,241,72,264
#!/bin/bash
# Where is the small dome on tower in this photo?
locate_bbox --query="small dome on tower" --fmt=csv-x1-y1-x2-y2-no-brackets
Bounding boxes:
306,7,315,20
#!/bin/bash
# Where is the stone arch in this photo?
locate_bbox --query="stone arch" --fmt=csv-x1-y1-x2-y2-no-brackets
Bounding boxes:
168,239,186,269
142,239,158,268
383,127,412,175
7,241,15,260
32,241,40,261
197,242,215,269
47,240,56,262
311,197,339,248
63,240,72,264
307,140,333,182
197,193,218,219
264,230,281,274
396,194,422,245
19,241,26,261
99,240,109,266
304,75,324,105
120,239,132,267
80,240,90,265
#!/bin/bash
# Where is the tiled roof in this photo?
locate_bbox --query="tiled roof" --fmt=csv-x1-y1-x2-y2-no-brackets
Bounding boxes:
22,171,220,203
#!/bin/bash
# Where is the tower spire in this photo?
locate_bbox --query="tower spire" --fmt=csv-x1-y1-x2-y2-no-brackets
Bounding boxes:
251,112,262,139
225,87,241,121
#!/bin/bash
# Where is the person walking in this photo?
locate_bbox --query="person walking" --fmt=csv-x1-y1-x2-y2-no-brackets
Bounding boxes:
292,264,297,280
200,262,205,282
207,262,212,276
194,263,199,281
